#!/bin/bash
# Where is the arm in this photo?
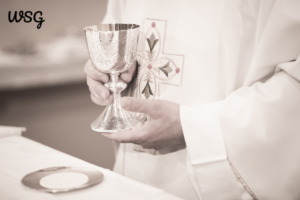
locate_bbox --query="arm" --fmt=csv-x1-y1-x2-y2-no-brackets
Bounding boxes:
182,57,300,200
181,0,300,198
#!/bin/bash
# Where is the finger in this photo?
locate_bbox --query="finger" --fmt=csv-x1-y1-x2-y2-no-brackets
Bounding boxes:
87,76,111,100
91,93,107,106
121,97,158,115
120,61,136,83
91,92,113,106
102,128,141,143
84,59,109,83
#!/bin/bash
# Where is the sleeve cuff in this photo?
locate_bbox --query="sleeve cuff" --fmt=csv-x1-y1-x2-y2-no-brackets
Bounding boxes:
180,103,242,200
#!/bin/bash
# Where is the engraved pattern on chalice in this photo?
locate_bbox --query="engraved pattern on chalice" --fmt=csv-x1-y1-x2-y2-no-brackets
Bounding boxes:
83,24,143,132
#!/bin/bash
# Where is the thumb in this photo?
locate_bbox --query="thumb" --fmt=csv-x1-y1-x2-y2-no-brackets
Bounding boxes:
121,97,156,115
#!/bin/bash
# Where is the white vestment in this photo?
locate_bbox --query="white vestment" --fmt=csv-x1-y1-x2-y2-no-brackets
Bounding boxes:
102,0,300,199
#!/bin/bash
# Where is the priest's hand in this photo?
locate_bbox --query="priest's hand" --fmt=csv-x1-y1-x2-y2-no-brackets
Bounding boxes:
84,59,136,106
102,97,185,150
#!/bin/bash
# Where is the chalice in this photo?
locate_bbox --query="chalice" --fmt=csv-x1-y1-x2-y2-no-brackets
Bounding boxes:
83,24,143,132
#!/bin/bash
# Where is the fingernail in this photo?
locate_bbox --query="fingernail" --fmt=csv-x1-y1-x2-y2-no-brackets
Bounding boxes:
121,98,129,109
100,92,106,99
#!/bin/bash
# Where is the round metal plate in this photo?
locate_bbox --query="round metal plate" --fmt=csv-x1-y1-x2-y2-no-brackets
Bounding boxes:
21,166,104,193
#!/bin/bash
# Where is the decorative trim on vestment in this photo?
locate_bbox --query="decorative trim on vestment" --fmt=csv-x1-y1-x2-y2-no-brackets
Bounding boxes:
229,161,258,200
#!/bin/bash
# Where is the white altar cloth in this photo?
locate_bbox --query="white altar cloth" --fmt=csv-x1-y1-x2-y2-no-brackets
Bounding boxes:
0,126,182,200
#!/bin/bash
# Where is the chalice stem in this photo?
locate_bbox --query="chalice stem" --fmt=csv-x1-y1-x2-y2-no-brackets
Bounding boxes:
109,74,122,107
90,73,143,132
113,90,121,109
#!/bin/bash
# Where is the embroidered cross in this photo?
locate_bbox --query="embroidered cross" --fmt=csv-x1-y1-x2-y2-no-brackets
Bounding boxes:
135,19,184,100
133,19,185,155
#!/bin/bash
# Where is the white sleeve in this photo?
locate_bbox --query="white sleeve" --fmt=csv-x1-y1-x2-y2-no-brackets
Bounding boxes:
181,102,242,200
181,55,300,200
180,57,300,200
181,0,300,199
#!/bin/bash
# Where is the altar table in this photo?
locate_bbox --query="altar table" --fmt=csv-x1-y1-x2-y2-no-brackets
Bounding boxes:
0,126,183,200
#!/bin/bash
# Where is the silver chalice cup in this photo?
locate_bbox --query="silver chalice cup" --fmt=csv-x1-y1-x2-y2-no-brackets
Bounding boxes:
83,24,143,132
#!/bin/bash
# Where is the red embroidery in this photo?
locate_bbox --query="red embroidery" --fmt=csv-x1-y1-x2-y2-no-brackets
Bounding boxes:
151,22,156,28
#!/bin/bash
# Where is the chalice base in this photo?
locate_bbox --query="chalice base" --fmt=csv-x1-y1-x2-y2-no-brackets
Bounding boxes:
91,104,144,132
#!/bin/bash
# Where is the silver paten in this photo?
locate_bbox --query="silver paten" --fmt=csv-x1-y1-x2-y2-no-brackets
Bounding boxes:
21,166,103,193
83,24,144,132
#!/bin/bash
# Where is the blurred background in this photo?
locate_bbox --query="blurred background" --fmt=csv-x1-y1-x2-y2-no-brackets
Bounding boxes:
0,0,115,170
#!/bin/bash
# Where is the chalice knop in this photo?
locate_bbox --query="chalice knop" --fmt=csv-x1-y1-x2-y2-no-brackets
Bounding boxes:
83,24,143,132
